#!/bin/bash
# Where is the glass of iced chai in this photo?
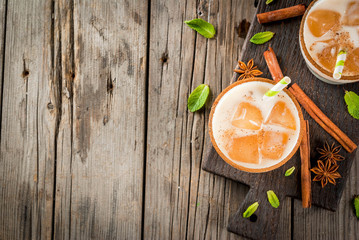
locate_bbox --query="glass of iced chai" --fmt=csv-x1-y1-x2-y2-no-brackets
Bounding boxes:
209,78,304,173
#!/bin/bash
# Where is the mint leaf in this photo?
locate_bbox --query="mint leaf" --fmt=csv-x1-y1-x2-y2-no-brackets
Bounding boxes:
285,166,295,177
188,84,210,112
250,31,275,45
266,0,275,4
243,202,259,218
344,91,359,119
354,195,359,219
267,190,280,208
184,19,216,38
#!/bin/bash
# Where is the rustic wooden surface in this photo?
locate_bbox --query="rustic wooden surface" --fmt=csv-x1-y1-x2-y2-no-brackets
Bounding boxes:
0,0,358,240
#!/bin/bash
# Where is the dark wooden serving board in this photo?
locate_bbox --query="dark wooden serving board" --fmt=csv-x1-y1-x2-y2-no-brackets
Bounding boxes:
202,0,359,239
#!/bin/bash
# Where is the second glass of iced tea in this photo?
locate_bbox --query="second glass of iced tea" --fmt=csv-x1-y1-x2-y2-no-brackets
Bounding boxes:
300,0,359,84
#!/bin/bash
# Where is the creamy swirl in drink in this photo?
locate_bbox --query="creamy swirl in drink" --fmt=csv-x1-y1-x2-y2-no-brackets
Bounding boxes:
209,79,303,173
300,0,359,84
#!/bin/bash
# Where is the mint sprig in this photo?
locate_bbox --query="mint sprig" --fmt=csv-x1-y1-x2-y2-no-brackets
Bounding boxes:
344,91,359,119
187,84,210,112
285,166,296,177
250,31,275,45
243,202,259,218
184,19,216,39
267,190,280,208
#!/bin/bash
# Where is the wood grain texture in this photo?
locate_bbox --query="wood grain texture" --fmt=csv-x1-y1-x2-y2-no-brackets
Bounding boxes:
144,0,262,239
53,0,76,239
53,0,148,239
203,0,359,239
0,0,55,239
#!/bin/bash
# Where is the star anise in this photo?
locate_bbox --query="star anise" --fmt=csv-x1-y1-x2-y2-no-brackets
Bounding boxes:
234,59,263,81
317,142,345,165
311,160,341,188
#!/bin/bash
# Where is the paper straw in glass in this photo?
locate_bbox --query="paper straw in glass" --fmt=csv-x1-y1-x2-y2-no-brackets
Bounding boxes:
333,50,347,80
263,76,291,101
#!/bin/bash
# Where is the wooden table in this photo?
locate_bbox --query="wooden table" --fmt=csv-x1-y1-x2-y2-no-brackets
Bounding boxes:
0,0,358,239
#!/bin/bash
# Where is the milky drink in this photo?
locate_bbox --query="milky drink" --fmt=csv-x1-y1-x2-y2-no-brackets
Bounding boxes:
209,79,303,173
300,0,359,84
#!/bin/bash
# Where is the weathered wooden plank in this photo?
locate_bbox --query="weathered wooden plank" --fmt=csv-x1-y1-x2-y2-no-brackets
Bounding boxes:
53,0,148,239
53,0,75,239
144,1,289,239
293,150,359,240
0,0,55,239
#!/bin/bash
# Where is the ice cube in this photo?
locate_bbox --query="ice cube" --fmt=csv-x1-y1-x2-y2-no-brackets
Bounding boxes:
227,135,259,164
307,10,341,37
317,44,338,72
231,102,263,130
260,130,289,160
265,101,297,130
343,2,359,26
346,48,359,74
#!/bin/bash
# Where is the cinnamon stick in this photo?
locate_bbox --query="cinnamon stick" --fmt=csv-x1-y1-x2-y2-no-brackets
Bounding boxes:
263,47,283,82
257,4,306,24
289,84,357,153
263,47,357,153
300,120,311,208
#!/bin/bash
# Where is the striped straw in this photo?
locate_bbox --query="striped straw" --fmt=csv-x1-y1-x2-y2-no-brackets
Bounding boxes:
333,50,347,80
263,76,291,101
